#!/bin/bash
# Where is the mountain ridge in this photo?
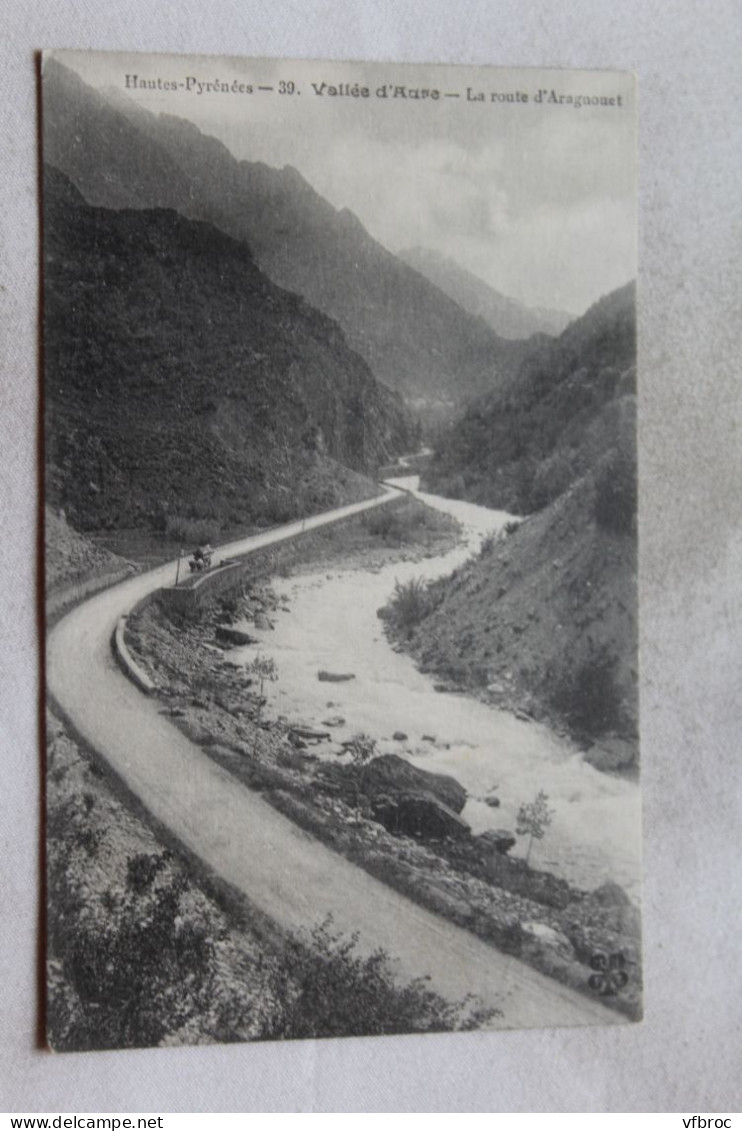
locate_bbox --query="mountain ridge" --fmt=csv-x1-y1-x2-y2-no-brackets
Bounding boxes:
423,281,637,513
42,58,533,416
399,247,574,340
405,280,638,764
44,164,411,533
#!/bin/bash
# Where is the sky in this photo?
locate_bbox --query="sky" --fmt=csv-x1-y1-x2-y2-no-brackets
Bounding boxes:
52,51,637,316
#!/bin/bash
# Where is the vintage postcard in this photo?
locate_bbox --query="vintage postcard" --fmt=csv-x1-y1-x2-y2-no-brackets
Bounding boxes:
43,50,640,1051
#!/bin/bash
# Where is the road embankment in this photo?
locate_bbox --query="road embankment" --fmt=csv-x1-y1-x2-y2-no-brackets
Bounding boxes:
48,485,628,1032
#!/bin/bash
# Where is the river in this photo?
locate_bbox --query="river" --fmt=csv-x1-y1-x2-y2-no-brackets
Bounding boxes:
232,476,642,900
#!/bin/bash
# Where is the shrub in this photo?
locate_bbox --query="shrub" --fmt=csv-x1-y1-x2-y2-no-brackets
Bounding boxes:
364,501,457,548
437,649,474,686
363,507,393,538
164,515,220,546
362,507,405,545
549,645,624,738
347,732,377,769
478,532,499,558
445,473,467,500
50,853,219,1050
405,503,453,535
386,577,433,636
262,917,498,1039
261,493,300,525
530,448,577,509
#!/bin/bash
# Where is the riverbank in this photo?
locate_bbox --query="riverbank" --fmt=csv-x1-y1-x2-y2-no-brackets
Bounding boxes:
381,479,639,778
125,499,642,1020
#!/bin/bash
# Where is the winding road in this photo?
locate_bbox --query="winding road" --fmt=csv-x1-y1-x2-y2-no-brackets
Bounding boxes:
47,488,623,1031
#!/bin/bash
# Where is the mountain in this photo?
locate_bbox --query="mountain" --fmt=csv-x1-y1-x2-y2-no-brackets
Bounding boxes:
44,166,412,533
405,281,638,764
42,59,530,416
400,247,573,340
386,473,639,767
423,282,637,514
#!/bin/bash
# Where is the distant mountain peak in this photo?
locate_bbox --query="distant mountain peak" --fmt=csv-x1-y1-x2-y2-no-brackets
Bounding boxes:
399,246,573,340
42,59,532,418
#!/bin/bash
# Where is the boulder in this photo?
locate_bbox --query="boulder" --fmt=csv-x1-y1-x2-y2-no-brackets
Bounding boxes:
392,731,408,741
520,921,574,962
318,670,356,682
584,736,637,773
314,753,467,817
360,753,467,813
589,880,633,909
371,792,471,841
483,794,501,808
475,828,516,855
582,881,641,938
254,613,274,631
288,725,331,741
215,625,257,647
322,715,346,727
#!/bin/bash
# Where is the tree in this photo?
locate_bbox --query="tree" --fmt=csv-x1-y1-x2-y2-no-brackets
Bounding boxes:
247,654,278,737
516,789,554,866
347,732,377,814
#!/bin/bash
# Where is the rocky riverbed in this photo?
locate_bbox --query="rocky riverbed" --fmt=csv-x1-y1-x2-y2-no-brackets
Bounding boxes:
125,500,642,1020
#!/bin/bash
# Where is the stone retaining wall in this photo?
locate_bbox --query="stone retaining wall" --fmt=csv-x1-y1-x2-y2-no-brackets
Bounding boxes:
157,498,405,615
112,615,156,695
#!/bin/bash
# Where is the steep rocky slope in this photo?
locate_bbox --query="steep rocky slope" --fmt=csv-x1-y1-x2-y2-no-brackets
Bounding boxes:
400,247,572,340
42,58,529,415
45,506,133,591
44,166,410,533
397,283,638,768
423,283,636,513
386,477,638,770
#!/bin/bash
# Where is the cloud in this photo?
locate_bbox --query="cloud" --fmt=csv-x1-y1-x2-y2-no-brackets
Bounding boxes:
55,51,636,312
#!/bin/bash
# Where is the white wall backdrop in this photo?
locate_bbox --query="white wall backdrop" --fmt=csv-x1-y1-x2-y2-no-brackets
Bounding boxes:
1,0,740,1113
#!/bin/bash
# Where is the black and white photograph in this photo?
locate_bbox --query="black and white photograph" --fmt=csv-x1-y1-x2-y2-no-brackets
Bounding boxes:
42,49,641,1052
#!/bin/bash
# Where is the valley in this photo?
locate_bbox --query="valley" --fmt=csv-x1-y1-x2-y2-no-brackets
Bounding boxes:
42,51,640,1047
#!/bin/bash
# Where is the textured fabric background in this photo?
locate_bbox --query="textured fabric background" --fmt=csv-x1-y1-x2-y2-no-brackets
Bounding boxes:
1,0,740,1113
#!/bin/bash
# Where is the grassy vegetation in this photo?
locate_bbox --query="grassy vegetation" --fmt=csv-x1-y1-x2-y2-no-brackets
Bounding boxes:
262,918,497,1040
381,577,437,637
545,644,628,740
164,515,221,546
257,497,460,580
360,498,459,547
47,719,497,1049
